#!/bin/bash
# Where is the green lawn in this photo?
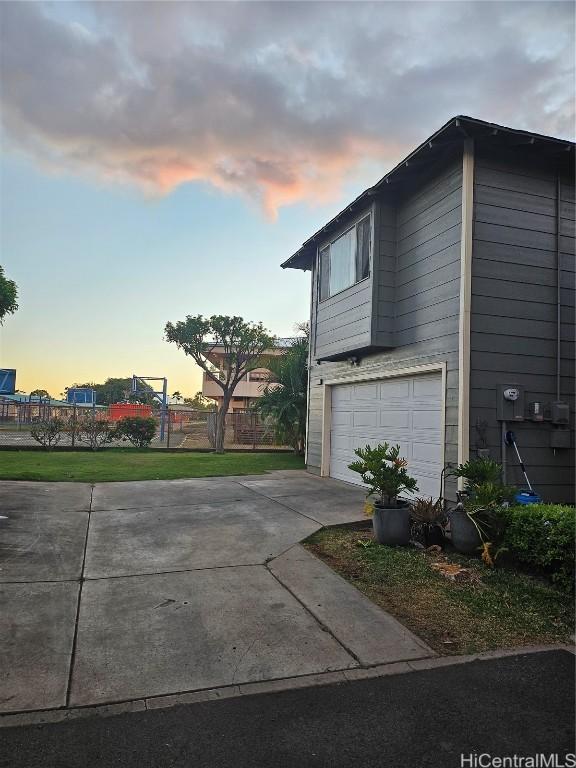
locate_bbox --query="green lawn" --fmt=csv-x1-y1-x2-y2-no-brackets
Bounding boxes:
304,526,574,655
0,449,304,482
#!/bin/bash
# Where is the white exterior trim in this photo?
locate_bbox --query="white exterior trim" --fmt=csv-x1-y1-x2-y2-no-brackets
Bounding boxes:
319,361,447,482
457,138,474,479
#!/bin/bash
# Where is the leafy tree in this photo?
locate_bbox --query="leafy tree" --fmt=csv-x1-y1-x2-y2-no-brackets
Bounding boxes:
116,416,157,448
183,391,214,410
30,389,51,399
165,315,274,452
0,265,18,323
254,335,308,454
171,391,183,403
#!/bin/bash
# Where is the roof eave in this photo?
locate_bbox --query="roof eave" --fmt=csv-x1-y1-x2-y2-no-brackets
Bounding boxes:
281,115,575,270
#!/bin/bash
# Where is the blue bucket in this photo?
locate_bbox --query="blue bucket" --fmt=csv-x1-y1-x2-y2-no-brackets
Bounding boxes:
514,491,542,505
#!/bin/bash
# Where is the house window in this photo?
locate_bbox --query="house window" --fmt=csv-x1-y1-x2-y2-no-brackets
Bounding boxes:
319,214,371,301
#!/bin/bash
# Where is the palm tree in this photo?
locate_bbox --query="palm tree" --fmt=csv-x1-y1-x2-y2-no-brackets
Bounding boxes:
171,391,183,403
255,336,308,454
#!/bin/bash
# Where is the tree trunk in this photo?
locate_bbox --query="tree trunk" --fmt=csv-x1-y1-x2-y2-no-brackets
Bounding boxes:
214,395,231,453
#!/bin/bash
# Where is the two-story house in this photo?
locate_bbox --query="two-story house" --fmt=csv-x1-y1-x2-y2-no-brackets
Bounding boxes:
282,116,575,503
201,338,297,412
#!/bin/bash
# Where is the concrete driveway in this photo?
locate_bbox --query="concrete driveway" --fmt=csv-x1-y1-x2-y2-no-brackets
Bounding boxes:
0,471,432,715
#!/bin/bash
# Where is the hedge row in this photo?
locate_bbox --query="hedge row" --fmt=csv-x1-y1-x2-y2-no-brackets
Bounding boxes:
499,504,575,591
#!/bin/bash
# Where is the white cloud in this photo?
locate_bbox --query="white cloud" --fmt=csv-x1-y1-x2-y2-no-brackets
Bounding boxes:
1,1,573,215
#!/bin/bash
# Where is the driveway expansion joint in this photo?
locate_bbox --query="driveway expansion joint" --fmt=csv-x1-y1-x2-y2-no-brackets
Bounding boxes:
264,560,362,668
233,482,328,526
64,485,94,708
82,561,266,581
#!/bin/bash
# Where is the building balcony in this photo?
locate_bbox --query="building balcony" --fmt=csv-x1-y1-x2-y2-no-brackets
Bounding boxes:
201,373,270,400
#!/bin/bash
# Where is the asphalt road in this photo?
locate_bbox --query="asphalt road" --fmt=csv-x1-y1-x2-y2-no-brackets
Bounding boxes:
1,651,574,768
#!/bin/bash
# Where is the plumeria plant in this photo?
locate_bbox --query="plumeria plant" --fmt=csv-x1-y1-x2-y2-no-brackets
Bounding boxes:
348,443,418,508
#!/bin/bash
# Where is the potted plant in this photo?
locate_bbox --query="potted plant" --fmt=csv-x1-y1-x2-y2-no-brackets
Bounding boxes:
410,497,447,548
348,443,418,546
449,458,515,554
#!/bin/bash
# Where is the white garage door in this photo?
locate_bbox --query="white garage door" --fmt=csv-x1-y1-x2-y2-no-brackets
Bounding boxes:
329,373,443,498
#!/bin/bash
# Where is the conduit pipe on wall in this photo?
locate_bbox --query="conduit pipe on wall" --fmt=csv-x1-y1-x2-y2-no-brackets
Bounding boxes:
556,172,562,402
501,420,507,486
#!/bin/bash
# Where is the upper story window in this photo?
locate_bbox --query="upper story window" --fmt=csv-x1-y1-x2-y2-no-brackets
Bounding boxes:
319,214,371,301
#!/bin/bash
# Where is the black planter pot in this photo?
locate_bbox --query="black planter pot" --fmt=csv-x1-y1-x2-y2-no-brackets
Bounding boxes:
372,502,410,546
449,509,482,554
410,520,446,548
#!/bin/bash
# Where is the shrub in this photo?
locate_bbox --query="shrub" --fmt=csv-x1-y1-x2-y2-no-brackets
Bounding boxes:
450,459,516,560
410,497,446,547
499,504,575,591
116,416,157,448
76,416,117,450
452,456,503,487
30,417,65,449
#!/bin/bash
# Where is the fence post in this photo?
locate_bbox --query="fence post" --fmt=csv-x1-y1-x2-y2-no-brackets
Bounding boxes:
252,411,256,452
71,402,76,448
167,410,171,448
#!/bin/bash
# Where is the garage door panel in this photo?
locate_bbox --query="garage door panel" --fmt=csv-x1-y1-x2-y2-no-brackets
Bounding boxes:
331,434,352,452
332,386,353,404
412,442,442,463
412,473,439,498
330,457,357,479
413,375,442,398
329,372,443,496
378,410,410,429
378,380,411,399
354,382,379,399
331,411,353,427
412,409,442,430
353,410,379,427
351,431,411,451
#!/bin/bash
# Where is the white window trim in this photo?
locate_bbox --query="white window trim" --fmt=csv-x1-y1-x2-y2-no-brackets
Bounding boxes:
317,208,373,303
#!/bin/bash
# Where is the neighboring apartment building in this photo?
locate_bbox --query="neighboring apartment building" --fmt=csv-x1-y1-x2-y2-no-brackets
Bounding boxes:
201,338,297,412
282,116,575,503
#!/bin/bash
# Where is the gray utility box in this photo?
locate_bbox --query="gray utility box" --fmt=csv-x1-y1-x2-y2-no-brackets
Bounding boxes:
497,384,524,422
550,401,570,425
550,429,571,449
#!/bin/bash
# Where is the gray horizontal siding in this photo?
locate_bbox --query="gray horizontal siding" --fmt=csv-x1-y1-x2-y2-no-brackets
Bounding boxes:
475,184,574,219
307,154,464,503
314,277,372,359
470,150,575,503
374,203,397,339
397,165,462,225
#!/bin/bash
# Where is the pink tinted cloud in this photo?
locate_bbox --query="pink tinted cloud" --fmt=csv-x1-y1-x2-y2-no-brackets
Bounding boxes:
0,1,573,215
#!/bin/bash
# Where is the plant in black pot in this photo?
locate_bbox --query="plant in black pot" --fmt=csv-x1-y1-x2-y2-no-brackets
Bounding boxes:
449,458,515,557
348,443,418,546
410,497,447,548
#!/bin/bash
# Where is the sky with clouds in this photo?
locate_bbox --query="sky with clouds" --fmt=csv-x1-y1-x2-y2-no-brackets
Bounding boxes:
1,0,574,397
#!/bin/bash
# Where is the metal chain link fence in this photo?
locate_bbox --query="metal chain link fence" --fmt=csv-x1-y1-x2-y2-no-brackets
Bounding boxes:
0,400,289,451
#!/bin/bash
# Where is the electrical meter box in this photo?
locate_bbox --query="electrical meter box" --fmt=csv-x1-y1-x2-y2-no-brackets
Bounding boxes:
497,384,524,421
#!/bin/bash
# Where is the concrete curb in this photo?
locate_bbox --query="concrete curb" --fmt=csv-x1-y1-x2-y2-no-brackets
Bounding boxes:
268,545,435,666
1,645,572,729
